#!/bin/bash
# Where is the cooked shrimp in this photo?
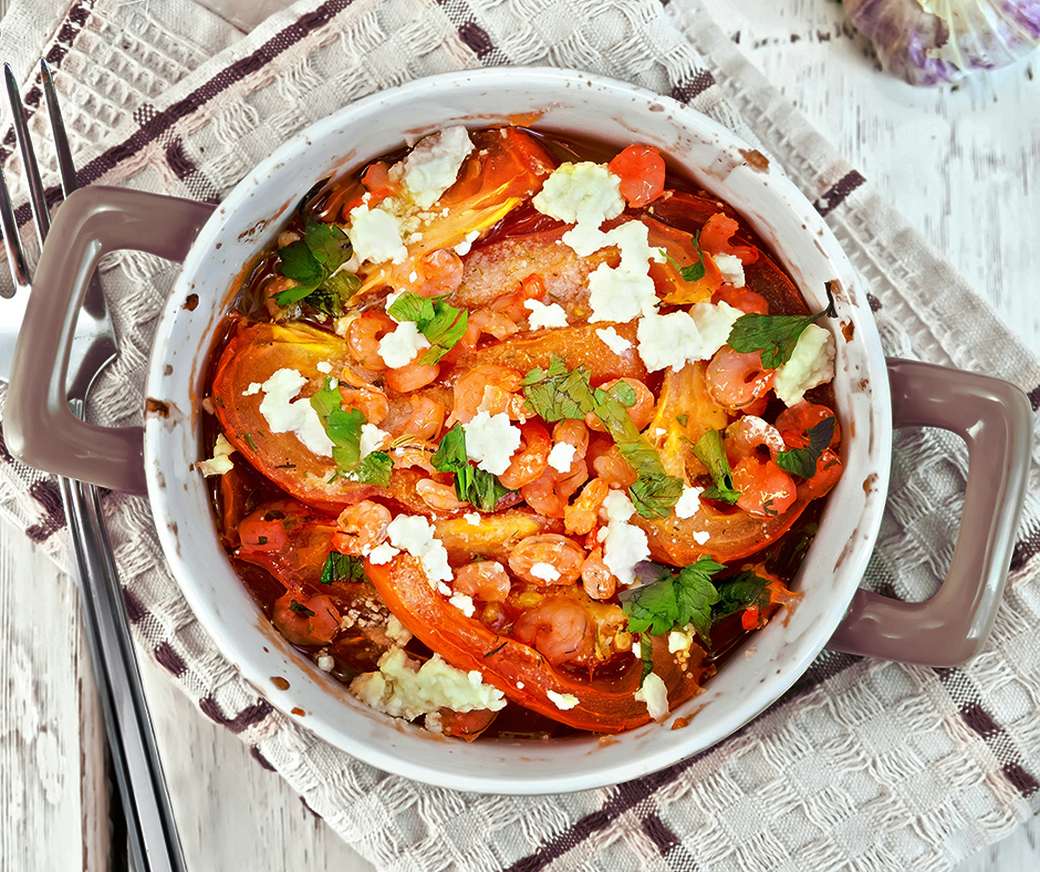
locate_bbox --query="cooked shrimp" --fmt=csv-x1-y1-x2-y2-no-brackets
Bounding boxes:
565,478,609,536
776,401,841,450
520,468,566,518
333,500,392,556
337,378,390,425
453,561,512,602
552,419,590,462
706,347,775,410
393,395,447,442
724,416,786,465
711,285,769,314
499,421,551,490
452,364,524,424
508,533,585,587
461,309,520,348
581,547,616,601
512,596,592,666
586,378,655,432
347,310,395,370
588,438,638,489
490,272,547,322
390,444,437,473
385,360,441,393
416,478,470,512
730,456,796,518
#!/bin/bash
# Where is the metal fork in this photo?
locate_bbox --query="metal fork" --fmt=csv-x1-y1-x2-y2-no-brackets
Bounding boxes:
0,60,186,872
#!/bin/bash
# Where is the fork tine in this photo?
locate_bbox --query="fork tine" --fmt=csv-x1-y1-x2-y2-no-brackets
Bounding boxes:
40,60,79,197
4,63,51,250
0,162,31,296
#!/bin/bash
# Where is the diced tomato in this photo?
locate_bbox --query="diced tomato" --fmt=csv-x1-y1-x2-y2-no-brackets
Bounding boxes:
699,212,760,264
608,145,665,207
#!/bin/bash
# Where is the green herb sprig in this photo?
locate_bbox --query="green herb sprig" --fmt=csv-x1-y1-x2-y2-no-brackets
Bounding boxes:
387,291,469,364
309,377,392,485
776,416,836,479
726,281,837,369
430,423,511,511
276,222,360,315
621,557,726,644
691,428,740,505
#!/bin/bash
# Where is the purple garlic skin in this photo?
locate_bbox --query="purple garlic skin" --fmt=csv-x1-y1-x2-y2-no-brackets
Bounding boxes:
844,0,1040,86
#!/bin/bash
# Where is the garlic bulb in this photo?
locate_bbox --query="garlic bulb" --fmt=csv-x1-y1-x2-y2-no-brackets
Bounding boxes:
844,0,1040,85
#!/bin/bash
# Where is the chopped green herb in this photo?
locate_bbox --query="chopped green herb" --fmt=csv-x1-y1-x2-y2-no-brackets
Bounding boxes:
288,599,315,617
275,222,360,314
621,557,725,643
243,432,258,452
310,377,366,474
639,632,654,683
520,355,597,422
661,230,705,282
776,416,836,479
387,290,469,364
727,282,837,369
352,450,393,486
430,423,512,512
676,414,689,428
711,571,771,623
320,552,367,585
692,429,740,505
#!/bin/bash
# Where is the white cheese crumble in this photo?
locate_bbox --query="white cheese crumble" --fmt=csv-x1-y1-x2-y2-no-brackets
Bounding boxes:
532,161,623,229
393,126,474,209
448,593,476,617
674,486,704,520
385,514,452,587
547,690,580,711
583,221,665,323
713,252,746,287
347,202,408,265
367,542,399,564
598,489,649,588
595,326,633,355
462,411,521,475
197,433,235,477
316,361,334,374
378,321,431,369
634,672,669,720
386,614,412,647
668,628,694,655
530,562,561,583
773,322,836,406
692,530,711,545
546,441,577,474
635,301,742,373
524,298,569,329
464,512,482,526
359,423,391,459
253,368,333,457
317,654,335,672
454,229,480,256
350,647,505,721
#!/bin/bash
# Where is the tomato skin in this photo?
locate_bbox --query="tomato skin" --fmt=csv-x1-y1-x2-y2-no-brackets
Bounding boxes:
364,553,711,733
608,145,665,207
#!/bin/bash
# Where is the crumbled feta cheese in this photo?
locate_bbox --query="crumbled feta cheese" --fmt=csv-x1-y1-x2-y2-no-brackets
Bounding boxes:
462,411,521,475
692,530,711,545
582,221,665,323
532,161,623,229
317,654,335,672
546,442,577,474
378,321,431,369
524,299,569,330
359,423,391,459
449,593,476,617
243,382,262,396
394,126,474,208
347,203,408,264
674,486,704,519
635,301,742,372
595,326,633,355
599,489,649,588
464,512,481,526
386,614,412,647
385,514,452,587
454,229,480,256
197,433,235,477
668,628,694,655
713,252,745,287
634,672,669,720
547,690,579,710
350,647,505,721
367,542,399,564
631,640,642,660
254,368,333,457
773,322,836,406
316,361,333,374
530,563,561,583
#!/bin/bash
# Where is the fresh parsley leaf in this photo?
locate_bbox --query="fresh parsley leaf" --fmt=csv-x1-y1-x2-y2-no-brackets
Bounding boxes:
430,424,511,511
639,632,655,683
661,231,705,282
321,552,368,585
621,557,725,643
776,416,836,478
275,222,359,314
692,429,740,504
352,450,393,486
629,472,686,520
520,355,597,422
387,291,469,364
711,570,770,622
310,377,366,474
726,282,837,369
289,599,316,617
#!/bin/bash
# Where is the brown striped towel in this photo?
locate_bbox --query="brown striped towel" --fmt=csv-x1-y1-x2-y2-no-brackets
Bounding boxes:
1,0,1039,870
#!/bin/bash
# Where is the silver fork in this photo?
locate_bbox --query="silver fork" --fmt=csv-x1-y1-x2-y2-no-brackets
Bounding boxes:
0,60,186,872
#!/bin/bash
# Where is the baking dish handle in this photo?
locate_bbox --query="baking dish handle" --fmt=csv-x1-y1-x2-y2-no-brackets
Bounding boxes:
827,358,1033,667
3,186,214,494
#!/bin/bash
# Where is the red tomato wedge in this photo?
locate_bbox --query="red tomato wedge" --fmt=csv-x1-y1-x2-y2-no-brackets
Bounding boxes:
365,553,713,733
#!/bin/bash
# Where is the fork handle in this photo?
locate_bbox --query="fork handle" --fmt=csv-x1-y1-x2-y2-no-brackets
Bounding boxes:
61,470,187,872
3,187,214,493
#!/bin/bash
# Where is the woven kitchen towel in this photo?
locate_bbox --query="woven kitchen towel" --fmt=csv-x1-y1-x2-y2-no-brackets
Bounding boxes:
2,1,1040,870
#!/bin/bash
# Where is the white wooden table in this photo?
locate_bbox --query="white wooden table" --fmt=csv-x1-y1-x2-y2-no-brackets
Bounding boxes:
2,1,1038,870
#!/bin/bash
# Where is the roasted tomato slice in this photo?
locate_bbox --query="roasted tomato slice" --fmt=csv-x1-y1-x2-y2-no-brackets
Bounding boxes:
365,553,712,733
211,316,392,512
